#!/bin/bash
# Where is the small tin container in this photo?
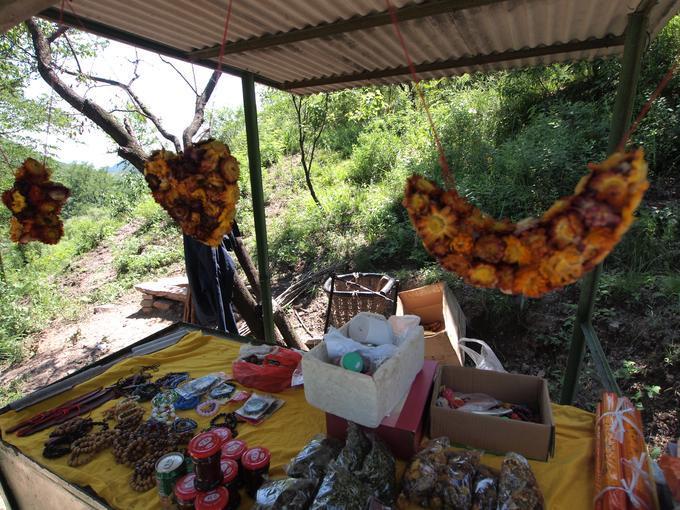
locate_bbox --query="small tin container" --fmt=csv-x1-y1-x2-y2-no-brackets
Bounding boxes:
173,473,197,510
241,447,271,497
211,427,232,446
195,487,229,510
221,459,241,509
155,452,186,498
188,431,222,492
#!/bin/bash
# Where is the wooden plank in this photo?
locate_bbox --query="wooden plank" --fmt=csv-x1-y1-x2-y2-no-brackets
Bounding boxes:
0,442,108,510
1,0,55,34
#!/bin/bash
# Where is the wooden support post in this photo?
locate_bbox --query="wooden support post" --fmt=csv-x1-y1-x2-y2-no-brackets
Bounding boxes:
241,73,276,345
560,9,649,404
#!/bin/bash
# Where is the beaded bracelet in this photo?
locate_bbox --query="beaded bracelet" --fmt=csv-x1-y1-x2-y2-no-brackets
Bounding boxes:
173,418,198,434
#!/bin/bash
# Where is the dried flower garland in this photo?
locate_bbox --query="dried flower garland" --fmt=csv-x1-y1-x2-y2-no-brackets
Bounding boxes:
143,139,239,246
403,149,649,297
1,158,70,244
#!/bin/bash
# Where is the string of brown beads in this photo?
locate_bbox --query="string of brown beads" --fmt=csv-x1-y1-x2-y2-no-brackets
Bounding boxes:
67,429,116,467
50,417,93,438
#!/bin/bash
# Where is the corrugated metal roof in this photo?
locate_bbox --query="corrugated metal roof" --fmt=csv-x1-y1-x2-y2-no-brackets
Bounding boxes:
37,0,680,94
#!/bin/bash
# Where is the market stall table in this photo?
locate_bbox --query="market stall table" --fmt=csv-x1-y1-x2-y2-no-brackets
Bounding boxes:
0,331,595,509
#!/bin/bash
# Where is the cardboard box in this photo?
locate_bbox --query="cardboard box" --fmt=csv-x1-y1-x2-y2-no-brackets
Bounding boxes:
429,366,555,461
302,320,424,428
326,360,438,460
397,282,466,366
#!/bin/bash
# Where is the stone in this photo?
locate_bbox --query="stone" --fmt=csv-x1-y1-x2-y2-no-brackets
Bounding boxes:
142,307,154,314
152,298,174,311
135,276,188,302
94,304,116,314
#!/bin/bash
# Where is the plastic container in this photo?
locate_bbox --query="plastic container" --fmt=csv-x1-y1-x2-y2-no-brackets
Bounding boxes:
241,446,271,497
173,473,197,510
195,486,229,510
221,439,247,473
188,431,222,492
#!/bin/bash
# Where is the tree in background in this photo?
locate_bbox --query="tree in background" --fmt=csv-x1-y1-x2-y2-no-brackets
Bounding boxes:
16,19,303,348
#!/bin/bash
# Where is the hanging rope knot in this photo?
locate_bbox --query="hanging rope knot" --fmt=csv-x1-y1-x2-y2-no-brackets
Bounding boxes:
596,398,642,443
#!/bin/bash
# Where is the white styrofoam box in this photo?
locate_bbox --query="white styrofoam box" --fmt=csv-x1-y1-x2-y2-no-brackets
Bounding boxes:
302,320,424,428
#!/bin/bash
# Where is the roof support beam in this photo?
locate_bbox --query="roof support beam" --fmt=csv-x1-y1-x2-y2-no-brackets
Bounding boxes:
560,9,649,405
1,0,55,34
282,35,625,92
38,7,280,89
189,0,509,59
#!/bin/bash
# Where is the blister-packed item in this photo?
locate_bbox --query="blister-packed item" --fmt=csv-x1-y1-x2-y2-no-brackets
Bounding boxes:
286,435,343,481
335,422,371,471
358,434,397,504
175,373,225,399
497,452,544,510
310,463,371,510
253,477,317,509
472,465,498,510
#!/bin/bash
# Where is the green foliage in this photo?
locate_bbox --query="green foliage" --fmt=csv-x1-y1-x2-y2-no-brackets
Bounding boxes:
348,124,400,185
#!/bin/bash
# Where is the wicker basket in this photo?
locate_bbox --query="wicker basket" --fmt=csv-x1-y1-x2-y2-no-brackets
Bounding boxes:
322,272,398,332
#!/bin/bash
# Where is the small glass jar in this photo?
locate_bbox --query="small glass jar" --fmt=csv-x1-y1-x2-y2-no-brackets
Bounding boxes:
187,431,222,492
211,427,232,447
221,439,247,472
173,473,197,510
241,447,271,498
194,486,229,510
220,459,241,510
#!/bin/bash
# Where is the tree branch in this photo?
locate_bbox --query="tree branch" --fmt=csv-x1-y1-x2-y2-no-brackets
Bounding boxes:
25,18,148,171
59,65,182,153
158,54,197,95
47,26,68,44
182,70,220,148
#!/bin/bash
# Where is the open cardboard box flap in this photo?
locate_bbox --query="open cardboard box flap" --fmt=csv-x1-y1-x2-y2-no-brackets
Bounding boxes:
430,365,555,461
397,282,466,365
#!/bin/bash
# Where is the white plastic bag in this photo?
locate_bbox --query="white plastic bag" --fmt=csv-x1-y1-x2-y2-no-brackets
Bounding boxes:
459,338,506,372
388,315,421,347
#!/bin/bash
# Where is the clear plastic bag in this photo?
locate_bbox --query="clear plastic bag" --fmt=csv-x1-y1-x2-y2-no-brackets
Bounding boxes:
497,452,544,510
286,435,343,481
472,465,499,510
310,463,371,510
398,437,451,507
437,450,481,509
456,392,502,412
358,434,397,505
335,422,371,471
174,373,225,399
254,477,317,509
459,338,506,372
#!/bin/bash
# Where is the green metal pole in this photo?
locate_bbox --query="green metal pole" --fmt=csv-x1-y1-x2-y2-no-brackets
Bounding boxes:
241,73,276,345
560,11,649,404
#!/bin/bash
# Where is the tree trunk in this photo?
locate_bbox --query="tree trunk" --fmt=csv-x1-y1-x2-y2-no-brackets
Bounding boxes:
233,236,307,351
231,271,265,339
302,160,322,208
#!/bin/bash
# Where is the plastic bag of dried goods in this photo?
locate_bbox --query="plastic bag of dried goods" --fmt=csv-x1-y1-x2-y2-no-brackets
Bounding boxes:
310,463,371,510
436,450,481,509
335,422,371,471
286,435,343,482
254,477,317,509
358,434,397,505
472,464,499,510
497,452,544,510
398,437,451,507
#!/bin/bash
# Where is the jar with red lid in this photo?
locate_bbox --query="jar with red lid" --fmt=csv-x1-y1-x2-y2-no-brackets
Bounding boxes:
173,473,197,510
241,447,271,497
221,439,247,468
195,486,229,510
188,431,222,492
220,459,241,510
211,427,232,446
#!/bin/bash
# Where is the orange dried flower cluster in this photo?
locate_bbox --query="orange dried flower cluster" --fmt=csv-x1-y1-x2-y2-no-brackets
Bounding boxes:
144,139,240,247
1,158,70,244
404,149,649,297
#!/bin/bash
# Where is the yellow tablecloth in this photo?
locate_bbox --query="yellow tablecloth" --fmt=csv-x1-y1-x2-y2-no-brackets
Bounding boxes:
0,332,595,509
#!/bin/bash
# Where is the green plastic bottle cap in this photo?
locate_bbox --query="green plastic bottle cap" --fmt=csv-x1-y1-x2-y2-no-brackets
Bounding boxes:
341,351,364,372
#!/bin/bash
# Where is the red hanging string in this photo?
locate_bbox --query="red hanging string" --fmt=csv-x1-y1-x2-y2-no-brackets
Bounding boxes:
617,58,679,152
384,0,454,188
214,0,235,73
385,0,679,183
